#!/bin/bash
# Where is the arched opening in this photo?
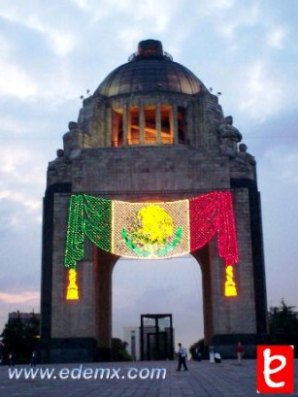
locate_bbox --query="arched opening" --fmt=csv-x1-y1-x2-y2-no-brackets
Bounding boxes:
112,255,204,360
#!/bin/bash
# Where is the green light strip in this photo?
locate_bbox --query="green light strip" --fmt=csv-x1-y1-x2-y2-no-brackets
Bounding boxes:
64,195,112,268
64,195,85,269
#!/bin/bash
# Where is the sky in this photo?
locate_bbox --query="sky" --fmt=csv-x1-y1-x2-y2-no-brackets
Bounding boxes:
0,0,297,350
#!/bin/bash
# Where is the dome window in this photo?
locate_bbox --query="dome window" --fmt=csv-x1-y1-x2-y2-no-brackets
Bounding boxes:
112,104,186,147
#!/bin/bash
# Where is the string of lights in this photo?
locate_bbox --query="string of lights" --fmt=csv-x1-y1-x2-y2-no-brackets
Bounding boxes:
64,191,239,299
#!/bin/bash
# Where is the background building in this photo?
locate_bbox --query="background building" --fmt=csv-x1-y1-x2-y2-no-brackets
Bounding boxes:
123,326,140,361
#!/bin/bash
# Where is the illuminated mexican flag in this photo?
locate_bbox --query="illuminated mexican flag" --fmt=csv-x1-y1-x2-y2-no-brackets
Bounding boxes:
64,191,239,268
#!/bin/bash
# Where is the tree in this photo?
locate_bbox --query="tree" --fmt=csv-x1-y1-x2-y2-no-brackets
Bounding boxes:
268,299,298,355
189,339,207,360
111,338,132,361
1,311,40,364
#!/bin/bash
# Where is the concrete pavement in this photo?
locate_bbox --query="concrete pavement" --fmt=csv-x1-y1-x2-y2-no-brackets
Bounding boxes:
0,359,297,397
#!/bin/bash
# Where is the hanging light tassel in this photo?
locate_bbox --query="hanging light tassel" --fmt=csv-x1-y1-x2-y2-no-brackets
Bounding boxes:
224,265,237,297
66,268,79,300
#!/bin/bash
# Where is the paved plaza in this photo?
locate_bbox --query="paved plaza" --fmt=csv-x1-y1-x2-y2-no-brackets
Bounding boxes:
0,359,297,397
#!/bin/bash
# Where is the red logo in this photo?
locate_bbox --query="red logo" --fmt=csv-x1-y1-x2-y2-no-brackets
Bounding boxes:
257,345,294,394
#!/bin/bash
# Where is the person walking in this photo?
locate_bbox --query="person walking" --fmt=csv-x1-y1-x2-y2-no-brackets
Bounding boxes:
236,341,245,363
31,350,37,367
0,341,4,365
8,352,14,367
176,343,188,371
195,345,202,361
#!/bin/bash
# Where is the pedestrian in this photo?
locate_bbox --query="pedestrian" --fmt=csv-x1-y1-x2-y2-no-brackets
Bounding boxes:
209,345,215,363
195,345,202,361
176,343,188,371
31,350,37,367
0,341,4,365
8,352,14,367
236,341,244,363
214,352,222,363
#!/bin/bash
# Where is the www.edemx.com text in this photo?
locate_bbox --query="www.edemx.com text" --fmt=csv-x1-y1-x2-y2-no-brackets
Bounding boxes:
8,365,167,381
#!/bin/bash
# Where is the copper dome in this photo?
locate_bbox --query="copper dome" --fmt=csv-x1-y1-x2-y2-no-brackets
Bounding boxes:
94,40,205,97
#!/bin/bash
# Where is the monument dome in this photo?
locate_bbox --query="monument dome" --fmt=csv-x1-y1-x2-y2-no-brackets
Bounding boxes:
95,39,205,97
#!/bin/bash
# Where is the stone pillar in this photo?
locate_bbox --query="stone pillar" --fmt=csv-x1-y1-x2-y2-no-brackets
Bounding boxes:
139,103,145,144
156,103,161,144
94,248,119,361
170,105,178,143
191,245,213,344
105,107,112,147
122,105,128,146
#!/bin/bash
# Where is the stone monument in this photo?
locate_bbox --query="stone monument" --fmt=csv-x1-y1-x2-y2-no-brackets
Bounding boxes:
40,39,267,362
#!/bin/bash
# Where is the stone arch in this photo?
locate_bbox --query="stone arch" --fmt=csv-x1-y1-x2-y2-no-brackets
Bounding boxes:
93,245,210,361
92,244,215,357
40,40,267,363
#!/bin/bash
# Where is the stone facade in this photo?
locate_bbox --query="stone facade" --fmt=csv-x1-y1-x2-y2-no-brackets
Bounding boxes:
40,40,267,362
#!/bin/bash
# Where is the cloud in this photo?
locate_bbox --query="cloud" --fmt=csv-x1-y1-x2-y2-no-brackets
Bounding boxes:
0,116,32,135
0,191,41,213
263,147,298,186
72,0,172,28
211,0,235,8
0,35,82,104
0,56,80,103
238,60,284,123
70,0,89,10
0,145,44,185
0,291,39,304
212,2,260,40
0,147,30,176
278,154,298,185
0,144,45,230
266,26,287,49
0,291,40,332
0,4,77,57
24,14,77,56
0,59,38,99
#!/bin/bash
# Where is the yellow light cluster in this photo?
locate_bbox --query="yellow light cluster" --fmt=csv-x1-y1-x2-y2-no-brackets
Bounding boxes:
112,199,190,258
66,269,79,300
224,265,237,297
137,204,174,245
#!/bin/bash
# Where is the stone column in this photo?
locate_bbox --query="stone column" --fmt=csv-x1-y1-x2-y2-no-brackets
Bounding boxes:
94,248,119,361
105,107,112,147
156,103,161,144
139,103,145,144
122,105,128,146
191,245,213,345
170,105,178,143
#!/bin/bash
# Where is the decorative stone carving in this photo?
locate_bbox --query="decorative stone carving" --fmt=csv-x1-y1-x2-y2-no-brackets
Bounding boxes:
218,116,242,158
63,123,85,159
48,149,65,169
237,143,256,166
47,149,69,185
68,121,78,130
229,142,256,179
57,149,64,158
